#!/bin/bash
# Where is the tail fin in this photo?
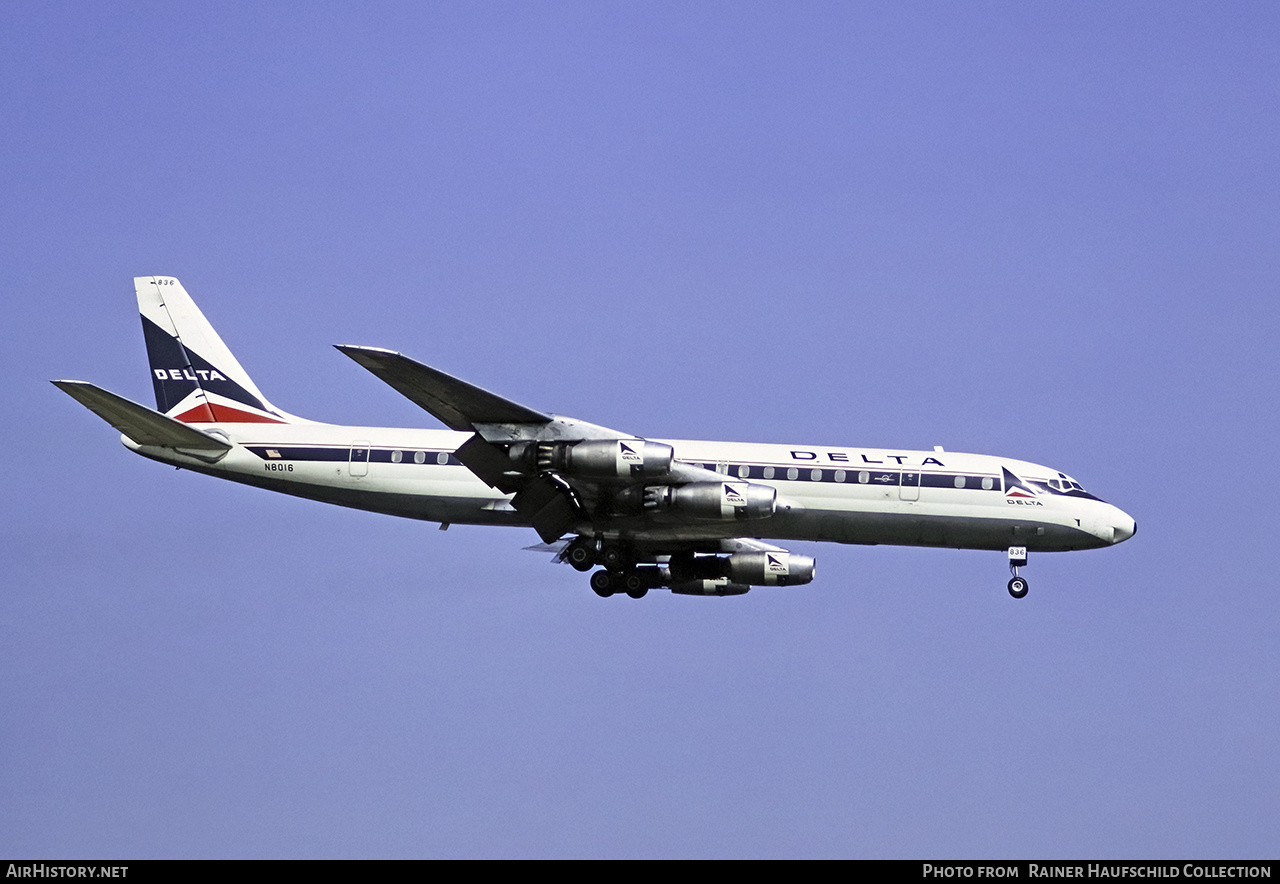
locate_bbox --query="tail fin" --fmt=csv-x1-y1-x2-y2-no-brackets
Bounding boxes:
136,276,290,424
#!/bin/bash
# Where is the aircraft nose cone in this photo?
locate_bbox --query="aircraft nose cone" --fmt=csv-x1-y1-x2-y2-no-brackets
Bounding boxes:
1112,510,1137,544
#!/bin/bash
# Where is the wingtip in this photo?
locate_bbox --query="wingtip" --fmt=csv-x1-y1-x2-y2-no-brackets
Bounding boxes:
334,344,399,358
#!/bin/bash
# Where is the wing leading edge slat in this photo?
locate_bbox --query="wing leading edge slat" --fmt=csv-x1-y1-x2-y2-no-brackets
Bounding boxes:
334,345,551,431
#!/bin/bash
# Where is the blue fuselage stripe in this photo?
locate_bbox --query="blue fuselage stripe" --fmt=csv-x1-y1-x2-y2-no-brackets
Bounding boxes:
240,447,1099,500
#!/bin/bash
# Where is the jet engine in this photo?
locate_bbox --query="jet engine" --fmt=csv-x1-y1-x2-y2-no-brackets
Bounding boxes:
643,481,776,520
667,551,815,586
508,439,673,479
723,551,815,586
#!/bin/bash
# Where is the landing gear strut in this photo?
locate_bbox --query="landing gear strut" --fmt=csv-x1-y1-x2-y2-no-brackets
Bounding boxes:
1007,546,1029,599
600,545,629,571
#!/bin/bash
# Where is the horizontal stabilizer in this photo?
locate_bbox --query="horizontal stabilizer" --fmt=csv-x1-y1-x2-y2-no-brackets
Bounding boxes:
52,380,233,453
335,345,551,431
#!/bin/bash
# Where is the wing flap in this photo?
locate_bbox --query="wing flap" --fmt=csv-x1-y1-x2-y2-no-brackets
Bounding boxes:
52,380,233,453
453,433,523,493
334,345,551,431
510,473,585,543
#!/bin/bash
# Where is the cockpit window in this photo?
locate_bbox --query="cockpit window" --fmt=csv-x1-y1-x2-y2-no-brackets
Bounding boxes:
1051,472,1087,493
1041,472,1102,501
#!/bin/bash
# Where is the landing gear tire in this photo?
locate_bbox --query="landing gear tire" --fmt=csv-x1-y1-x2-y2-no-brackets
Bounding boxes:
565,539,596,572
1007,576,1029,599
622,572,647,599
590,570,615,598
601,546,628,571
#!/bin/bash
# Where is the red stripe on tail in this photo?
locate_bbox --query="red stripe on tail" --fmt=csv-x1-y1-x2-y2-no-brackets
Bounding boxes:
174,403,285,424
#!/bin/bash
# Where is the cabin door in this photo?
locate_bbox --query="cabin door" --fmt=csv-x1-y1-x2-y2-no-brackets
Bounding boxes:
349,440,370,477
899,469,920,501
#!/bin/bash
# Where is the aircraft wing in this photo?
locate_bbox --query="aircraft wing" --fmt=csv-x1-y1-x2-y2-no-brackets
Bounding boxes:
335,345,763,545
334,345,551,431
52,380,233,455
337,345,636,541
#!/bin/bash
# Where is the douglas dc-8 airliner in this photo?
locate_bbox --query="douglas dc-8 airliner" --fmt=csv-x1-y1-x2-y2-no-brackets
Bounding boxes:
55,277,1136,599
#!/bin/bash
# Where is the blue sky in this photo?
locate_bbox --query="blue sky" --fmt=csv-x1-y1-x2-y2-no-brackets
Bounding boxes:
3,2,1278,858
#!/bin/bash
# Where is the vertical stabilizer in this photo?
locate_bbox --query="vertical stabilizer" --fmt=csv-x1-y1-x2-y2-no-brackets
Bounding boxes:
136,276,290,424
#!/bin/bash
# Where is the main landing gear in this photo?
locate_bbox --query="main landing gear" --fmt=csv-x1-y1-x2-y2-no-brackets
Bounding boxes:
565,536,653,599
1007,546,1029,599
590,569,650,599
563,536,639,572
564,536,597,572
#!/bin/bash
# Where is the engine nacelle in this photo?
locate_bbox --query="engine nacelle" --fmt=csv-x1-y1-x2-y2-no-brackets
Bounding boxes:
723,551,815,587
644,481,776,520
669,579,751,597
509,439,674,479
668,551,815,587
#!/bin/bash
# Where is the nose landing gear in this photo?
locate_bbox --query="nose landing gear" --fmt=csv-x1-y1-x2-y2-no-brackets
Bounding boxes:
1007,546,1029,598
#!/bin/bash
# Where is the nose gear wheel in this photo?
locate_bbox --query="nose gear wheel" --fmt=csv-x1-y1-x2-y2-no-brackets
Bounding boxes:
1007,546,1029,598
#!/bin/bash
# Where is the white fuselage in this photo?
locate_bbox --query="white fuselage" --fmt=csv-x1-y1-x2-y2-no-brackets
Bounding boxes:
127,420,1136,554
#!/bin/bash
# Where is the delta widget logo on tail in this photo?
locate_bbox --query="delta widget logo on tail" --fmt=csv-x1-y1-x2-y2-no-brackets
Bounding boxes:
140,311,285,424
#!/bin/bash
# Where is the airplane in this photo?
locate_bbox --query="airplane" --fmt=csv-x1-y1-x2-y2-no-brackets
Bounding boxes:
54,276,1136,600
